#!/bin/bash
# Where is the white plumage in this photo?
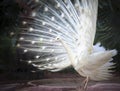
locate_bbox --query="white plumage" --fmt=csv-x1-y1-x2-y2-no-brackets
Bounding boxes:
17,0,117,81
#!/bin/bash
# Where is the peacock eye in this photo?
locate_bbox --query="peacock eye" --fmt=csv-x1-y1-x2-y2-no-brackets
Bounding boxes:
22,21,27,25
40,38,43,42
19,37,24,41
49,29,52,32
31,41,36,44
35,0,39,3
44,7,48,12
23,49,28,53
55,57,58,60
60,13,64,18
46,58,50,61
55,2,60,8
29,27,34,32
42,46,46,50
51,49,54,52
16,44,20,47
32,12,37,17
51,16,55,21
28,60,32,64
42,21,46,25
35,55,40,59
49,39,53,42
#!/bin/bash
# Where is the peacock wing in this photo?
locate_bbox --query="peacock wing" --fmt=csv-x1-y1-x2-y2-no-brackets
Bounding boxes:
75,0,98,53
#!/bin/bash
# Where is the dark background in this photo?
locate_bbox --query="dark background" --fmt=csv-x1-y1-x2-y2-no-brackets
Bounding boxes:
0,0,120,81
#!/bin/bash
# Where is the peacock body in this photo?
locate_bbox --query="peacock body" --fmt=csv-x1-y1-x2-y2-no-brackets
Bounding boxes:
17,0,117,81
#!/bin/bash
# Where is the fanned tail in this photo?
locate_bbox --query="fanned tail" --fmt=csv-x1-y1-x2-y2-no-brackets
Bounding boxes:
17,0,83,72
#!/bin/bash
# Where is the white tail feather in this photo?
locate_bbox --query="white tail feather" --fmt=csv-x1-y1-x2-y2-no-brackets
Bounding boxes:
17,0,117,81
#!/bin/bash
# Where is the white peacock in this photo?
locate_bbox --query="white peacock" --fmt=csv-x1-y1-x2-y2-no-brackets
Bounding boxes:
17,0,117,90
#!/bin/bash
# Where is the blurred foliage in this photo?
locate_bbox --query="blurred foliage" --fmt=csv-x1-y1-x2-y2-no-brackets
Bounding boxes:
95,0,120,72
96,0,120,49
0,0,120,80
0,0,19,73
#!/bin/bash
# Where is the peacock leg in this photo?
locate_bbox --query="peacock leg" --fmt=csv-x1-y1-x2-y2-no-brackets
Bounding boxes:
77,76,89,91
